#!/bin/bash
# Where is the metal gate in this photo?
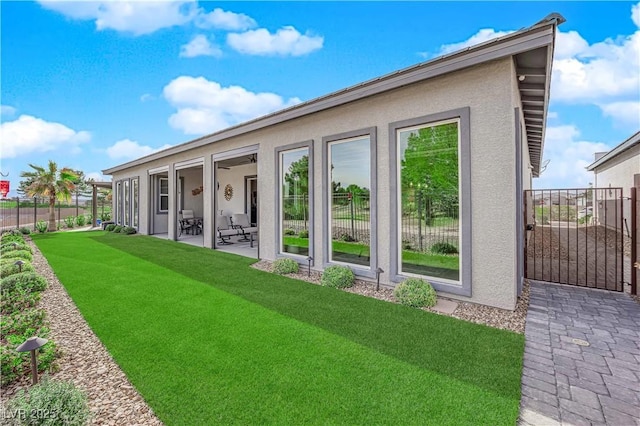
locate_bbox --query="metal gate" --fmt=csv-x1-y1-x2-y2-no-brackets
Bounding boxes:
524,188,624,291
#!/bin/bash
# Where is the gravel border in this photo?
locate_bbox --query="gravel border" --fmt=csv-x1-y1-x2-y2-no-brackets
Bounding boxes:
1,238,162,426
251,260,529,334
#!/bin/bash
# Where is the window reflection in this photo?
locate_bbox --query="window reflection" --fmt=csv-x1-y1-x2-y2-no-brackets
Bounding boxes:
280,148,310,256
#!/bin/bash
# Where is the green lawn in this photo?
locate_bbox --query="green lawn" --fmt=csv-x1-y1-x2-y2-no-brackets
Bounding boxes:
34,232,524,425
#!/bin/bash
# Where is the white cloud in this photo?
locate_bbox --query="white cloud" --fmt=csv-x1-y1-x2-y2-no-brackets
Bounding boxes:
106,138,172,160
534,125,611,189
0,115,90,159
140,93,154,102
227,26,324,56
1,105,16,117
547,111,559,120
551,31,640,102
428,28,514,57
180,34,222,58
599,101,640,129
39,1,197,36
195,7,256,31
633,2,640,27
163,76,301,134
85,172,111,182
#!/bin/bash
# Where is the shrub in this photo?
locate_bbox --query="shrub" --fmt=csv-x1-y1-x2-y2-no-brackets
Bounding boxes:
0,260,35,279
6,378,89,425
1,286,41,315
321,265,354,289
76,215,86,226
273,258,299,275
430,242,459,255
394,278,437,308
19,227,31,235
112,225,123,233
1,250,33,262
104,224,116,232
339,233,355,242
64,216,75,228
1,233,24,244
283,228,296,235
298,229,309,238
100,212,111,221
1,308,46,337
35,220,48,233
1,272,48,295
122,226,137,235
1,242,32,254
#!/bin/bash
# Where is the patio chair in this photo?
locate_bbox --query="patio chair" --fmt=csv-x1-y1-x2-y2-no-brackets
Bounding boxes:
179,210,199,236
232,213,258,242
216,215,239,245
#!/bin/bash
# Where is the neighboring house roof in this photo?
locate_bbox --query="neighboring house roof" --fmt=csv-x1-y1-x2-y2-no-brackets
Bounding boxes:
586,131,640,171
104,13,564,176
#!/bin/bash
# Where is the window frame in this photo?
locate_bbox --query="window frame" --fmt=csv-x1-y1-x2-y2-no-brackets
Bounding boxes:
157,177,169,214
275,140,314,262
322,127,377,278
132,177,139,228
389,108,471,296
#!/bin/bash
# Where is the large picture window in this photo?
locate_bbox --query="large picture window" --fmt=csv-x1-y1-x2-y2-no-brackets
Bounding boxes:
158,177,169,212
123,179,130,226
397,119,460,283
327,135,372,267
116,181,122,225
279,147,310,256
132,178,139,228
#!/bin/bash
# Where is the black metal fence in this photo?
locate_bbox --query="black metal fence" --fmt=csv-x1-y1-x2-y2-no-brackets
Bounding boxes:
0,197,111,231
524,188,624,291
401,194,458,252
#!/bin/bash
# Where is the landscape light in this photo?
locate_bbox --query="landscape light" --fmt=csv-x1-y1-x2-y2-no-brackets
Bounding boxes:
16,336,48,385
307,256,313,277
13,260,24,272
376,267,384,292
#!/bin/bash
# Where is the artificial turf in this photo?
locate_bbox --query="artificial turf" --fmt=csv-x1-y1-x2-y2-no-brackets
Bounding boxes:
34,231,524,425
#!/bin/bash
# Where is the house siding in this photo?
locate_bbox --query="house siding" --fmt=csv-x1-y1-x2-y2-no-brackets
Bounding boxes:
109,57,522,309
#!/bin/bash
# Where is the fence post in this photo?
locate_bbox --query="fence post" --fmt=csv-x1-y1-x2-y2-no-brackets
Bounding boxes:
57,200,61,229
349,193,355,240
417,191,423,251
631,186,637,296
33,197,37,231
16,196,20,229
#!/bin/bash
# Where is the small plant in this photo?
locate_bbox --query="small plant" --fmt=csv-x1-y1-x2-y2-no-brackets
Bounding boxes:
273,258,299,275
1,242,32,254
104,224,116,232
35,220,48,233
298,229,309,238
394,278,437,308
76,215,86,226
1,272,48,295
321,265,354,288
430,242,458,255
1,232,24,244
100,212,111,221
112,225,123,233
0,260,35,279
122,226,137,235
339,233,355,242
19,227,31,235
64,216,75,228
283,228,296,235
6,378,90,425
1,250,33,262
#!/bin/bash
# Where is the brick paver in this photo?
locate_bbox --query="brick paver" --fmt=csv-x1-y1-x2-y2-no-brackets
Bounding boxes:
518,282,640,425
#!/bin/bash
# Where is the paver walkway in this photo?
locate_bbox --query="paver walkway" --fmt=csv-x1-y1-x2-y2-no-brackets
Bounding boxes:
519,281,640,425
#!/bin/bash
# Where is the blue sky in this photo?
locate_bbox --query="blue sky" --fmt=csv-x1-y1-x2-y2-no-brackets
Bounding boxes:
1,1,639,196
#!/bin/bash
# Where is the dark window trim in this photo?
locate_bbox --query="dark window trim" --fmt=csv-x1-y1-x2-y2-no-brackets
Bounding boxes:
275,140,314,264
322,127,377,279
389,107,471,297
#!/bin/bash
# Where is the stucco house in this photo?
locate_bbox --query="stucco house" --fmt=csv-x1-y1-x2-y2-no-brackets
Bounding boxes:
103,14,563,310
587,131,640,231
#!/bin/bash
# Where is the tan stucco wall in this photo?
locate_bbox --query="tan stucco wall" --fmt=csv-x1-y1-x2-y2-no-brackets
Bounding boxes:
593,144,640,197
109,57,520,309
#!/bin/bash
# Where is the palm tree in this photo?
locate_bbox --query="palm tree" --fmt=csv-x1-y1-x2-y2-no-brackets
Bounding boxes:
20,161,78,232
